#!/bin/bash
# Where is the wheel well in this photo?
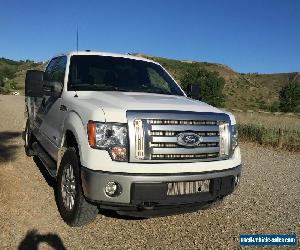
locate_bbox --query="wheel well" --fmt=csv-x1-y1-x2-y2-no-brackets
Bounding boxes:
57,130,81,175
63,130,82,164
64,130,78,149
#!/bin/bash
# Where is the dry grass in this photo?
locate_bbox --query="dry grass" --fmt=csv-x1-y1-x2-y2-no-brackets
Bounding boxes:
233,111,300,130
232,111,300,151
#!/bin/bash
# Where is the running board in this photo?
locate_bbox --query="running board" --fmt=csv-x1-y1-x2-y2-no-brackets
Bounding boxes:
32,142,57,177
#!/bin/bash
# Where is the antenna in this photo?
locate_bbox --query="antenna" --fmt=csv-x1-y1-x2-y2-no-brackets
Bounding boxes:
76,25,79,52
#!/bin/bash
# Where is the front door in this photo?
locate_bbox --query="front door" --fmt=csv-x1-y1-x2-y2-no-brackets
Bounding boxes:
34,56,67,160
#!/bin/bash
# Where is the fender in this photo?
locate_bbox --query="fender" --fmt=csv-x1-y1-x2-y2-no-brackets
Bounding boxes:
57,111,91,171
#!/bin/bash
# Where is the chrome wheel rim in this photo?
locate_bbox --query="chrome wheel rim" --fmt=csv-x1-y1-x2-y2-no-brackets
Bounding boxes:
61,164,76,210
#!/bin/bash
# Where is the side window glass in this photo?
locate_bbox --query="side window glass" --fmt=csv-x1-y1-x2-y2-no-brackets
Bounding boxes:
44,56,67,83
44,58,58,81
52,56,67,83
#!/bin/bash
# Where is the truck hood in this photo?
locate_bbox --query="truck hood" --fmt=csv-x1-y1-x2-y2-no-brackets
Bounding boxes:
75,91,228,123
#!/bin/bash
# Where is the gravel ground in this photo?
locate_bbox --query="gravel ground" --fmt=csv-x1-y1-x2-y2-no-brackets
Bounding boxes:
0,95,299,249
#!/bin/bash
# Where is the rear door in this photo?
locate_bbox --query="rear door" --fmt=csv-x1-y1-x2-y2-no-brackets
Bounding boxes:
34,56,67,160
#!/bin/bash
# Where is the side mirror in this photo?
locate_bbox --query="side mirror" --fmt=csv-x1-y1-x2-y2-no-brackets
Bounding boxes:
25,70,44,97
188,84,200,100
43,81,63,98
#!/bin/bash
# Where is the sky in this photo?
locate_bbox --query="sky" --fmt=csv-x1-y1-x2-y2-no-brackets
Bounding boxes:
0,0,299,73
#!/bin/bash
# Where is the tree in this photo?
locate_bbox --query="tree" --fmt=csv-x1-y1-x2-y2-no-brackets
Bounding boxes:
279,82,300,112
0,67,16,87
180,66,226,107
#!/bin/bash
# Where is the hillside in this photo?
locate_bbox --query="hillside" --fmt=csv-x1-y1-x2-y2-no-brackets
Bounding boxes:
0,58,44,94
0,55,299,111
133,53,299,111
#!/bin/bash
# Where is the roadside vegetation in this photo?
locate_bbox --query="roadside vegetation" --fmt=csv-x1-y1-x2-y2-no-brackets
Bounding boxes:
233,111,300,151
180,66,226,107
279,81,300,113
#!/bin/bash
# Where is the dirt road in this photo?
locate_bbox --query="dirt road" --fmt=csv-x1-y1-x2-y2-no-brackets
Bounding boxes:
0,95,299,249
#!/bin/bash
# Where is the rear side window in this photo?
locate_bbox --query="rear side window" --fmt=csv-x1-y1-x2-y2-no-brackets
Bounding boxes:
44,56,67,83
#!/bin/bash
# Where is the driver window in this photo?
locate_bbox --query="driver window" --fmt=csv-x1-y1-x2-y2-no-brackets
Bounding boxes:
44,56,67,83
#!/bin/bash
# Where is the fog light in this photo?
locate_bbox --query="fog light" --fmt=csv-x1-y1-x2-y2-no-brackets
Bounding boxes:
110,146,127,161
104,182,121,197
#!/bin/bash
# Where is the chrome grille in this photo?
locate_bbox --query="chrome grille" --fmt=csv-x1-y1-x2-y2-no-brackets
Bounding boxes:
152,153,219,160
148,119,218,126
127,111,231,163
149,119,220,160
150,131,219,137
134,119,145,159
150,142,219,148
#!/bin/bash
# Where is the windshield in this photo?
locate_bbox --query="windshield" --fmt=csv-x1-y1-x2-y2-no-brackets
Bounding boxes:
68,55,185,96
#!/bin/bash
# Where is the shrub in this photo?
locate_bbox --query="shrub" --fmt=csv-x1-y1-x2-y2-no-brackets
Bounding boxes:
237,124,300,151
180,67,226,107
279,82,300,112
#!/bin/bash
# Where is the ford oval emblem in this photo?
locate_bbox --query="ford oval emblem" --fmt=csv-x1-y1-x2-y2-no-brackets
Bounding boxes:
177,132,203,147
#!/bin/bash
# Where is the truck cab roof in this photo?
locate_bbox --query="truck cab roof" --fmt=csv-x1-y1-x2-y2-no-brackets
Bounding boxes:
54,51,158,64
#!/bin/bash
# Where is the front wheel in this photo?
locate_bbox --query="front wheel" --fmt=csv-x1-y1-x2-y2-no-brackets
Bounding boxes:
56,147,98,227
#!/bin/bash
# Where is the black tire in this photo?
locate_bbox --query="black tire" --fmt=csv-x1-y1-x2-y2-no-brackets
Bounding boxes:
56,147,98,227
24,119,34,157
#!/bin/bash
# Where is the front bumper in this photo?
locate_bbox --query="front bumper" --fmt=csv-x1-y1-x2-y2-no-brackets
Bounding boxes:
81,165,241,215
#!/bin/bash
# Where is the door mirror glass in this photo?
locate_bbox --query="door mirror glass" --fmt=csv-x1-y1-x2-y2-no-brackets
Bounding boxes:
25,70,44,97
43,81,63,98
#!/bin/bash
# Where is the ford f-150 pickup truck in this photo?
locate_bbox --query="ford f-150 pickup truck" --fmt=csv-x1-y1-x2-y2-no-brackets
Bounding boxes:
24,51,241,226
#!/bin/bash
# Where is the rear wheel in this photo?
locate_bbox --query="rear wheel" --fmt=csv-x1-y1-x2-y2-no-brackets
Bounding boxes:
56,147,98,227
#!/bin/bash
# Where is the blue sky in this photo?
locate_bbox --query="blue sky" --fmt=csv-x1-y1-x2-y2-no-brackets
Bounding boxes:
1,0,299,73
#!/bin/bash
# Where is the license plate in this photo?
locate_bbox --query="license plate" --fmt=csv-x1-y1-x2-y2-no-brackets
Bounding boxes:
167,180,210,196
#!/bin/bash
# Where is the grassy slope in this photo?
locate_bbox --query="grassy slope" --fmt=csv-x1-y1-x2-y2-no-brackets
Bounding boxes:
0,58,44,94
1,54,299,111
134,53,299,110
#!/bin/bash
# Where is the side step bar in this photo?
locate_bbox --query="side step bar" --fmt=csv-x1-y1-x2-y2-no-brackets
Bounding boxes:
32,142,57,177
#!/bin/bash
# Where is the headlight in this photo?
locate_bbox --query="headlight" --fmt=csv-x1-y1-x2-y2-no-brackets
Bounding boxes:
87,121,128,161
219,123,230,156
219,123,238,157
230,124,238,153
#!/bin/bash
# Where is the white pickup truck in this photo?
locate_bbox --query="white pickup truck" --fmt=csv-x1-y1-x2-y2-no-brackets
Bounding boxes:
24,51,241,226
